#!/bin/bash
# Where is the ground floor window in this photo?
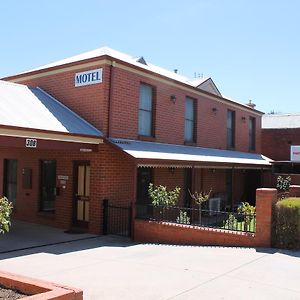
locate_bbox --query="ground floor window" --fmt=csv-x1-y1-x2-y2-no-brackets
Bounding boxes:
40,160,56,212
3,159,17,207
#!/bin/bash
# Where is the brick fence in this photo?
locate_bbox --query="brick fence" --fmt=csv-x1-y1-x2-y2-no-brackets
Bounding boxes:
134,188,281,248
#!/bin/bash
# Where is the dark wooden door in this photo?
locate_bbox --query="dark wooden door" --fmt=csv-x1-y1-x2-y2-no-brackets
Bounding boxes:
73,161,90,227
137,167,152,205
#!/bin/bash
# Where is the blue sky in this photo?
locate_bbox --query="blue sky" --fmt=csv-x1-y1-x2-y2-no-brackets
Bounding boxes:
1,0,299,113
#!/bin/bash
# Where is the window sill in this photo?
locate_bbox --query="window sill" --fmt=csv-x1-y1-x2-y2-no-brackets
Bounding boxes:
138,135,155,142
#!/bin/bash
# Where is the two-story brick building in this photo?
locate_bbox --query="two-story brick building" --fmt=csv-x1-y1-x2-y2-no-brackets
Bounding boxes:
0,47,271,234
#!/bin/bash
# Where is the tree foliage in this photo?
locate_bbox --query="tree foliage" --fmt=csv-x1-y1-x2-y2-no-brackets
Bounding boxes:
0,197,13,234
148,183,180,207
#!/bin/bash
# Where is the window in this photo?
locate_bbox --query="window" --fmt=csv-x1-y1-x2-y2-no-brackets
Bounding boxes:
40,160,56,212
3,159,17,207
249,117,256,150
184,97,196,142
138,84,154,136
227,110,235,148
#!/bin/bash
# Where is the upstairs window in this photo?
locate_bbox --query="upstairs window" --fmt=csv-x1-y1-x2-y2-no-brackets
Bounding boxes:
227,110,235,148
184,97,196,142
249,117,256,150
138,84,154,136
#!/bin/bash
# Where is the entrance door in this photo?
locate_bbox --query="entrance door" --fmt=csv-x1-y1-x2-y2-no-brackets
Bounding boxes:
137,167,152,205
225,169,233,210
136,167,152,217
3,159,17,207
183,169,192,207
73,161,90,227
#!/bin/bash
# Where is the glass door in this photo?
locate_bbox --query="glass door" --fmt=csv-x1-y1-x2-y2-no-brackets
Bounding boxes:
73,161,90,227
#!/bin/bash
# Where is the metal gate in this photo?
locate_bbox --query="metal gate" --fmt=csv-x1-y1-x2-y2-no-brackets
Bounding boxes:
102,199,132,237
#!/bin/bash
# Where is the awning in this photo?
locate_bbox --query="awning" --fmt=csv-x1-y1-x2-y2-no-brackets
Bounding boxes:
110,138,272,168
0,80,103,148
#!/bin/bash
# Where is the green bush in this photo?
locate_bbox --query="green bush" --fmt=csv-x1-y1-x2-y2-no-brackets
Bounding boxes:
148,183,180,207
273,197,300,249
0,197,13,234
176,210,190,225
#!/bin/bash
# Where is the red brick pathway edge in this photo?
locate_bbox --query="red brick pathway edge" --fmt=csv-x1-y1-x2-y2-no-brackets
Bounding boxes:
0,270,83,299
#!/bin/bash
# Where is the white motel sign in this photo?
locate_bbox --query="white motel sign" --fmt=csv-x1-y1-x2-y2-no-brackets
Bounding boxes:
75,68,103,87
290,145,300,162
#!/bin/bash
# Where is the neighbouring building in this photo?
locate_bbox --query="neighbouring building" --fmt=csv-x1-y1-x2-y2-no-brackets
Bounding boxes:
262,113,300,184
0,47,271,235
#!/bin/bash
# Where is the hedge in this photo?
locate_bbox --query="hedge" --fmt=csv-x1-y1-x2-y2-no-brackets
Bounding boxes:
273,197,300,249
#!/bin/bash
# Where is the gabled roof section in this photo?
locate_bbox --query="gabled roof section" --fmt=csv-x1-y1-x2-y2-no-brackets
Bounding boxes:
0,80,103,137
188,78,222,96
262,113,300,129
110,138,272,167
4,47,262,114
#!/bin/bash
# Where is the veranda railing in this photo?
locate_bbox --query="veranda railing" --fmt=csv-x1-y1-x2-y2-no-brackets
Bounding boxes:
136,204,256,233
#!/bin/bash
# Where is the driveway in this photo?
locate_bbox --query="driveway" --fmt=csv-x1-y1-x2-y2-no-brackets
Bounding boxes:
0,221,299,299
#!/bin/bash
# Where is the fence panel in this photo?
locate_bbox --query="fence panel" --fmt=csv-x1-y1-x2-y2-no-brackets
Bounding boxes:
103,199,132,237
136,204,256,233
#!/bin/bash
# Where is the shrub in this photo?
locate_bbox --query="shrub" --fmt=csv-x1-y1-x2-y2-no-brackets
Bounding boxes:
276,175,291,192
176,210,190,225
148,183,181,207
273,197,300,249
224,213,238,230
0,197,13,234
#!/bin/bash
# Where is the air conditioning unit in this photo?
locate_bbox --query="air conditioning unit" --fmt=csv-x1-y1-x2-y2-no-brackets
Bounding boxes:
209,197,221,215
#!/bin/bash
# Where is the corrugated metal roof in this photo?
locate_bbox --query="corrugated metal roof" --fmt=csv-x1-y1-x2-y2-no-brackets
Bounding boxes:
262,113,300,129
110,138,272,166
0,80,103,137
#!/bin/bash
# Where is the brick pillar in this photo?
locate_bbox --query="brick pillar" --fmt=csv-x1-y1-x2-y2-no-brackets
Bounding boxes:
289,185,300,197
255,188,278,247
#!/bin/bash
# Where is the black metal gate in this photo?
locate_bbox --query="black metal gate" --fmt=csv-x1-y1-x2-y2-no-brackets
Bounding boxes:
102,199,132,237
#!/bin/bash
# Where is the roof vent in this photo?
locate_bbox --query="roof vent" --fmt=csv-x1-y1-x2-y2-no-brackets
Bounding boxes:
136,56,147,65
174,69,178,74
247,100,256,109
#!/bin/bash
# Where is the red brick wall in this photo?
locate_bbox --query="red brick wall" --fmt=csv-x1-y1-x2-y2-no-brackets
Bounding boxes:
134,188,277,247
261,128,300,161
0,142,134,234
11,64,111,135
8,59,261,152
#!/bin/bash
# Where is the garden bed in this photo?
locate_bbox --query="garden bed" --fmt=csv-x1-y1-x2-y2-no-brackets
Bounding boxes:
0,271,83,299
0,285,27,299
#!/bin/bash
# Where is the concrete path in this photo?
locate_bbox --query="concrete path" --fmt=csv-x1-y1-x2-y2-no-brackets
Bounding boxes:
0,229,300,300
0,220,96,253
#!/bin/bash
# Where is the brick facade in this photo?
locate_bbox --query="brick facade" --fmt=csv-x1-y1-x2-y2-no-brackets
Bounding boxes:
1,49,268,234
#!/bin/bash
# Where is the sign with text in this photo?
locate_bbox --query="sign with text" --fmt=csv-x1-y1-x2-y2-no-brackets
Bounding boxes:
75,68,102,87
25,138,37,148
291,145,300,161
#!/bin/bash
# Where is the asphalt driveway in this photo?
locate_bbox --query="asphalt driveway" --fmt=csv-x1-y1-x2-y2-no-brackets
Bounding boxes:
0,221,299,299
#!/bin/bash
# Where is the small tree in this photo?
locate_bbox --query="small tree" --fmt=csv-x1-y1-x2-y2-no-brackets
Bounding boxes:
148,183,181,207
148,184,181,220
0,197,13,234
237,202,256,231
189,189,212,224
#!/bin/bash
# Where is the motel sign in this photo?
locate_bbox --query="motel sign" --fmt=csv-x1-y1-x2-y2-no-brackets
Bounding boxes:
75,68,103,87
